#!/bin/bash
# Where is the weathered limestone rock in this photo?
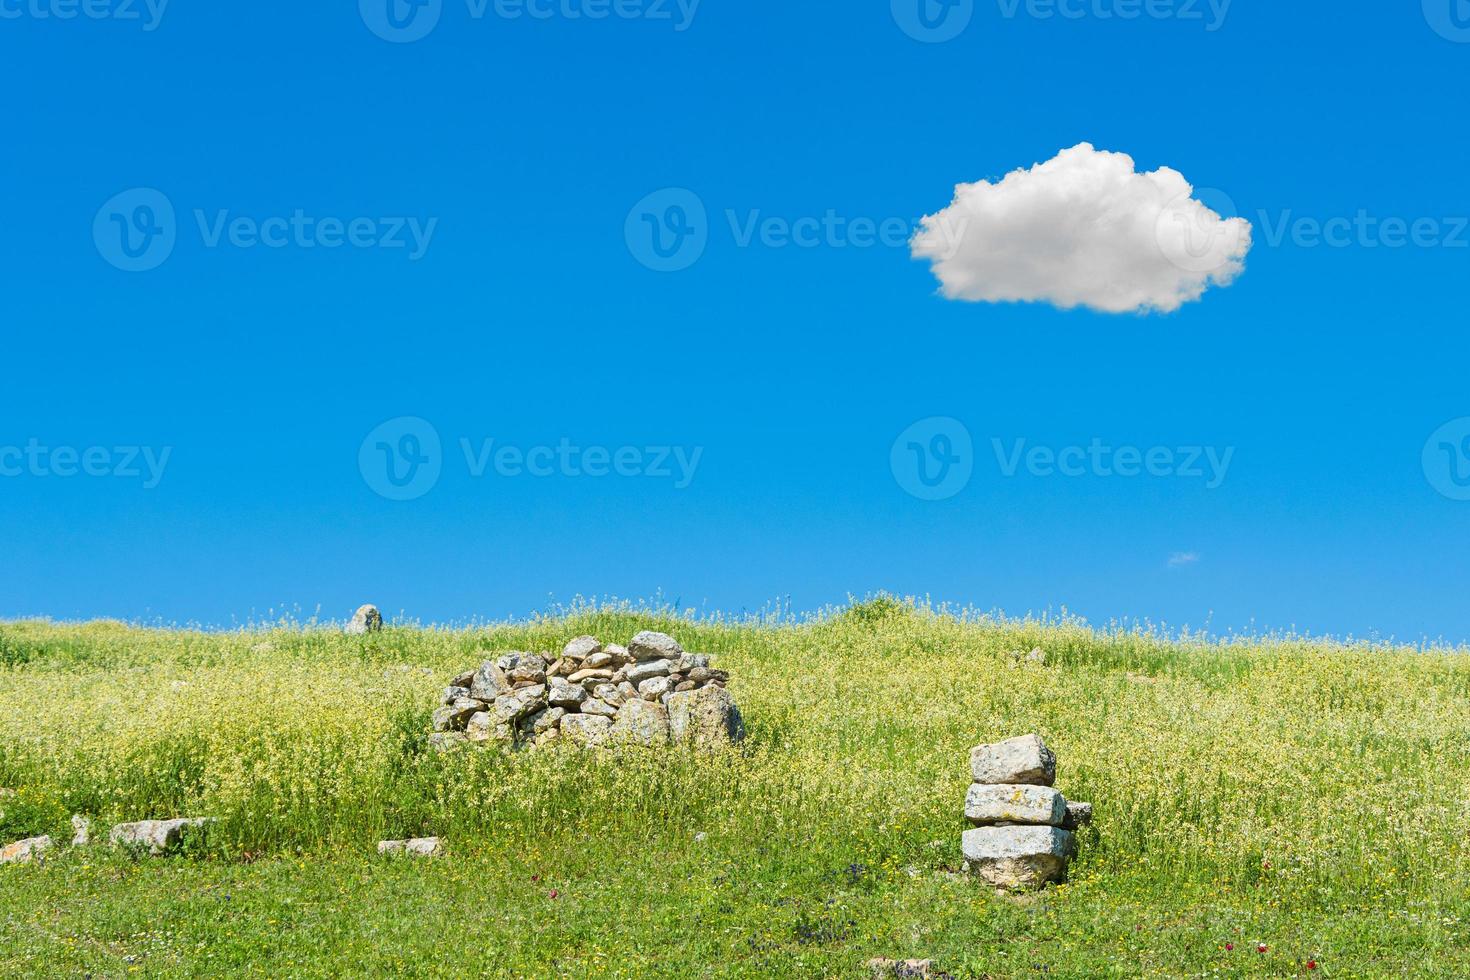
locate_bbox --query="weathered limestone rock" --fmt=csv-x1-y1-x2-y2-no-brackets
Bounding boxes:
969,734,1057,787
470,661,510,701
568,667,615,684
677,653,710,673
109,818,212,856
629,630,683,662
344,604,383,635
563,636,602,661
866,958,935,979
581,698,618,719
526,707,567,735
961,826,1073,889
561,713,613,748
71,815,91,846
429,732,470,751
610,698,670,746
0,835,51,865
378,837,442,857
584,652,616,670
549,677,588,709
666,685,744,747
626,659,673,685
466,712,513,744
638,676,673,700
593,682,626,707
434,697,482,732
1062,801,1093,831
964,784,1067,826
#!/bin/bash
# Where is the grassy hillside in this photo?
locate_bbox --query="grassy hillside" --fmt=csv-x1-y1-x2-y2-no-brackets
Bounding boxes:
2,601,1468,977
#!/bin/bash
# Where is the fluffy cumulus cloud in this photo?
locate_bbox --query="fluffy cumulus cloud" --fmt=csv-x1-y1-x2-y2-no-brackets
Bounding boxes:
910,143,1252,315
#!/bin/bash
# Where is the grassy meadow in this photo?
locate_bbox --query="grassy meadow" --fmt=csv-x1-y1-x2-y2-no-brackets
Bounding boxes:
2,600,1469,977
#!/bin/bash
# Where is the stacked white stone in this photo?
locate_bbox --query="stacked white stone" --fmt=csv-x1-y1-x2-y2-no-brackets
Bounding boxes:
961,734,1091,889
430,631,743,752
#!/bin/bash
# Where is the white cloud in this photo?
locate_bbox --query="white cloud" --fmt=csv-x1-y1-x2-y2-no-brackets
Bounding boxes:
1168,551,1201,568
910,143,1252,315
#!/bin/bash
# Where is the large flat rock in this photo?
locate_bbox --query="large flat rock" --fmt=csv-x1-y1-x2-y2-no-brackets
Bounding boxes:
961,825,1073,889
964,784,1067,826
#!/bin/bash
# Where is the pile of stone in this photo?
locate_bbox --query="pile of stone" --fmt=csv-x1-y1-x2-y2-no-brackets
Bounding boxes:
961,734,1092,890
430,631,743,751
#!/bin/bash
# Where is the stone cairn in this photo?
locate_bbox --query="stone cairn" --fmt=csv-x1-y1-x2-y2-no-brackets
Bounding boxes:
961,734,1092,890
430,631,744,752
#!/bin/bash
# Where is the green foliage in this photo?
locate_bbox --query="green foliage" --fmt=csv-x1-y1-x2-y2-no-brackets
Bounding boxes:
1,610,1468,976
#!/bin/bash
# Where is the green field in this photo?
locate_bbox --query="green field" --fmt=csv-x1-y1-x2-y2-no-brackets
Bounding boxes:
2,601,1468,978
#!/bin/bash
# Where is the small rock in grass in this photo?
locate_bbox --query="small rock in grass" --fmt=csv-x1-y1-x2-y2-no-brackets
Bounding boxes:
429,732,470,751
109,818,212,856
969,734,1057,787
344,604,383,635
0,835,52,865
866,959,935,978
71,815,91,846
629,631,683,662
964,784,1067,826
378,837,443,858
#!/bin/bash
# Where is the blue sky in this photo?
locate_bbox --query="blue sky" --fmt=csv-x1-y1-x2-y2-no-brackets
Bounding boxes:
3,2,1469,641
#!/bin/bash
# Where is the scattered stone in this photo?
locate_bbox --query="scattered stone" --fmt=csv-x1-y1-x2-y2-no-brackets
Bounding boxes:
674,681,697,693
1062,801,1094,831
666,685,744,748
344,604,383,635
584,652,616,670
568,667,615,684
526,707,567,735
508,663,547,685
71,815,90,846
378,837,443,858
629,630,683,662
616,681,639,703
593,682,626,707
442,685,471,705
964,784,1067,826
451,669,476,688
866,958,935,979
109,818,212,856
563,636,602,661
604,643,629,657
969,734,1057,787
961,826,1073,890
1,835,52,865
677,653,711,673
